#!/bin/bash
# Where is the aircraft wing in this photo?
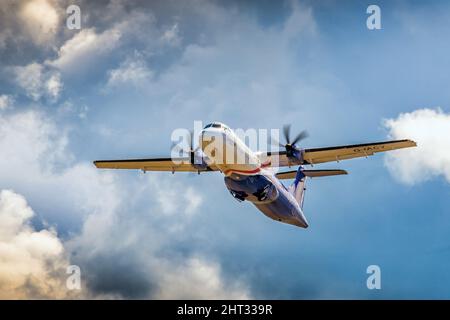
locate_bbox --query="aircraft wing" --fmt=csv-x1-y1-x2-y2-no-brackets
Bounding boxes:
266,139,416,166
94,157,219,172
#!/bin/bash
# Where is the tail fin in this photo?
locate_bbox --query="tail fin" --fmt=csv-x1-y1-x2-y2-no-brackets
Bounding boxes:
288,167,307,208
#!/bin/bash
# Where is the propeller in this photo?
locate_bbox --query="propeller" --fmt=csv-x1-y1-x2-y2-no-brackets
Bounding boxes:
283,124,308,146
283,124,308,157
271,124,308,160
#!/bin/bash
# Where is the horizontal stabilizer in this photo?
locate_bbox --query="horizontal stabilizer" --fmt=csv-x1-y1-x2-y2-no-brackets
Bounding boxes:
276,169,348,179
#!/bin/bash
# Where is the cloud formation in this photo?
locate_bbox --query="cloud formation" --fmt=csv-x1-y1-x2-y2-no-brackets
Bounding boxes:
19,0,59,46
154,257,250,299
50,28,122,73
384,108,450,184
160,23,181,47
0,0,326,299
0,107,250,299
0,0,63,51
106,53,153,88
0,95,14,110
0,189,71,299
13,63,62,101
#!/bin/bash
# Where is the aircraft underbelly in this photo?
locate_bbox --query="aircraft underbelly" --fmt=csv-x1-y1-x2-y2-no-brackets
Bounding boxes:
254,191,307,228
224,174,308,228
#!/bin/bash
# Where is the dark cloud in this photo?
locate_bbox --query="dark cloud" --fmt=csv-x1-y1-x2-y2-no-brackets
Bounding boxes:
82,251,154,299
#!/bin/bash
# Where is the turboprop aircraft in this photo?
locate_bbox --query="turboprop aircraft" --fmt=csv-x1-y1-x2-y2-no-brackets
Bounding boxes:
94,122,416,228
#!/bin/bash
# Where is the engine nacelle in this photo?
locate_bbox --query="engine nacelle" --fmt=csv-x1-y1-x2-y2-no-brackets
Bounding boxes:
287,147,304,165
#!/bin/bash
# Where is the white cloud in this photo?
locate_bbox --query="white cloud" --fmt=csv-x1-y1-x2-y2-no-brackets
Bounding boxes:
0,189,72,299
107,54,153,88
0,110,118,225
48,7,159,74
19,0,60,46
384,108,450,184
154,257,250,299
161,23,181,47
281,1,317,41
0,110,69,168
148,177,202,217
184,188,203,215
14,63,44,101
0,95,14,110
103,1,321,131
50,28,121,73
46,73,63,100
13,63,62,102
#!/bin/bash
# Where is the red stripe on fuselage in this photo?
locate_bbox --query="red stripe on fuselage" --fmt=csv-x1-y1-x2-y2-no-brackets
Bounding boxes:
223,167,261,175
223,160,271,175
261,160,271,168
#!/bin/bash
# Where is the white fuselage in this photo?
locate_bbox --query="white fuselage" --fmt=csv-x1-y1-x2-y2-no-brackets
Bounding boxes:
200,125,268,176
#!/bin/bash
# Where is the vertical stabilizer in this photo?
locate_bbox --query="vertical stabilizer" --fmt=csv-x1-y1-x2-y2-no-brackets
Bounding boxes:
288,167,307,208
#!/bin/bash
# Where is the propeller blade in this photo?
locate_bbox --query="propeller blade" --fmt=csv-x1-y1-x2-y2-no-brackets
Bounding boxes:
283,124,291,144
267,134,284,148
291,130,309,145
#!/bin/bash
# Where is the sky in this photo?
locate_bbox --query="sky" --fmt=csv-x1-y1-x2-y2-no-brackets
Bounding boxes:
0,0,450,299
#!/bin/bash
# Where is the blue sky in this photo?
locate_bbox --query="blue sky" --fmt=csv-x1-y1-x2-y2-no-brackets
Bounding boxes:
0,0,450,299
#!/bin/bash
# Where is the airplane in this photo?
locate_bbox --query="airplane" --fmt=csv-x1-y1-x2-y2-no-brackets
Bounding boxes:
94,122,416,228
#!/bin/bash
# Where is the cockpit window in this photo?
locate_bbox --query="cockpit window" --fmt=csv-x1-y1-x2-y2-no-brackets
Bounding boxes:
204,122,224,129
